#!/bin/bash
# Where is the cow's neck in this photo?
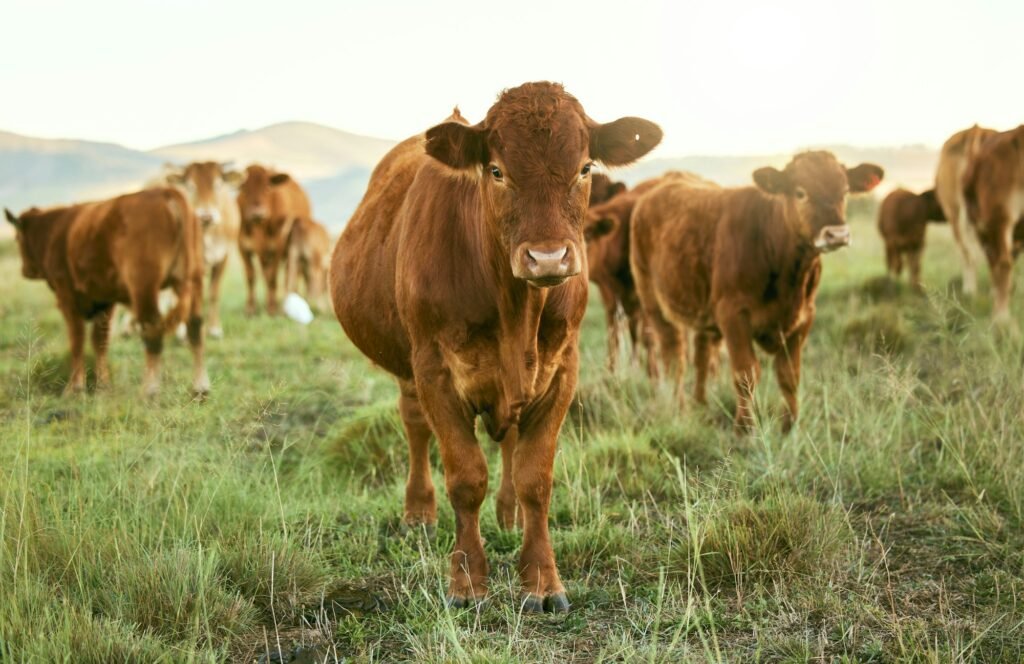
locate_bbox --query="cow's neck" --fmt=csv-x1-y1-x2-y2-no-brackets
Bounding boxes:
765,198,820,298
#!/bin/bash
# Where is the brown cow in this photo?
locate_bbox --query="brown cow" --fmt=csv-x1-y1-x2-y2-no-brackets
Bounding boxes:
589,172,626,207
935,125,997,295
236,165,312,315
330,83,661,611
877,188,945,290
285,216,332,310
4,189,209,396
631,152,882,432
165,161,244,337
962,124,1024,324
585,172,714,370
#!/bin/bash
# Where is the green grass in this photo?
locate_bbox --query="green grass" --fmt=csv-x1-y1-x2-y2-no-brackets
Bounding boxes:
2,214,1024,662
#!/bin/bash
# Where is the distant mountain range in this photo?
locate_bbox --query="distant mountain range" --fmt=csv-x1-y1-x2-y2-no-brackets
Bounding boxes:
1,121,941,240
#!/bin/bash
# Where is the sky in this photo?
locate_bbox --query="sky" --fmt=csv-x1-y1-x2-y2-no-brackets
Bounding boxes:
2,0,1022,157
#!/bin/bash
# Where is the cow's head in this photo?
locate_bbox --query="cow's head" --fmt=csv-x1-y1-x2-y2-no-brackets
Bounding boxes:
237,164,291,225
919,188,946,222
753,151,883,253
166,161,243,229
5,207,45,279
424,82,661,287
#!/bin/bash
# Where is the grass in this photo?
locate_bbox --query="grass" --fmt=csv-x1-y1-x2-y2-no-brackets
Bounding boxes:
1,213,1024,662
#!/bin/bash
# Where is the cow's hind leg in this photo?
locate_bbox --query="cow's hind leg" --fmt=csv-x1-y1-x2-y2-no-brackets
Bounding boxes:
496,429,523,530
398,381,437,533
693,330,721,406
182,273,210,396
773,320,811,433
91,305,114,390
907,248,924,292
207,257,228,339
241,249,258,316
985,208,1016,326
59,305,87,395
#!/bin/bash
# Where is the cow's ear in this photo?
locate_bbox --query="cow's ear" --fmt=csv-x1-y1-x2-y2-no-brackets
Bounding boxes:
845,163,884,193
222,170,245,187
425,121,489,170
4,208,20,228
269,173,291,186
609,182,627,197
584,216,617,241
590,117,662,166
753,167,790,194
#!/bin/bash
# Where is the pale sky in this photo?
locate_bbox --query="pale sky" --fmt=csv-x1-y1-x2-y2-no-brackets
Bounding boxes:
2,0,1021,157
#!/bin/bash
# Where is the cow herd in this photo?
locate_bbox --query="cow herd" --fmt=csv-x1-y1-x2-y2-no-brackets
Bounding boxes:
3,81,1022,614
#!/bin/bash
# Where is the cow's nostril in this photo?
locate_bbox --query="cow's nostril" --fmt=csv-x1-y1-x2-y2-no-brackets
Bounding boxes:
526,247,568,263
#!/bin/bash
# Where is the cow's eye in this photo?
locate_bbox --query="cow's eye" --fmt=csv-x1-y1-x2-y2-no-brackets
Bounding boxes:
794,187,808,201
580,163,593,177
490,165,503,180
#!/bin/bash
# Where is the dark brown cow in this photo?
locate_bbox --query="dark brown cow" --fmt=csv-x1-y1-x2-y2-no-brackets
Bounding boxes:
584,172,712,370
877,188,945,290
4,189,208,396
631,152,882,432
962,124,1024,324
588,172,626,207
236,165,312,315
331,83,660,611
285,216,332,310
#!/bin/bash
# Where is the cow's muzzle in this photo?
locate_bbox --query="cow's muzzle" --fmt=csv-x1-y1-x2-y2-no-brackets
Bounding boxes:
512,241,581,286
814,225,851,252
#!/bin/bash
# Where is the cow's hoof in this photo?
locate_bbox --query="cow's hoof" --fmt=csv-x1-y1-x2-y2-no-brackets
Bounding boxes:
445,594,481,610
520,594,545,613
521,592,570,613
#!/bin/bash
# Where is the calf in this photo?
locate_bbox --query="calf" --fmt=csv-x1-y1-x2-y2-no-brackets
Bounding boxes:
935,125,997,295
5,189,209,396
962,124,1024,324
331,82,660,611
631,152,882,431
236,165,312,315
877,188,945,290
165,161,244,337
285,217,332,310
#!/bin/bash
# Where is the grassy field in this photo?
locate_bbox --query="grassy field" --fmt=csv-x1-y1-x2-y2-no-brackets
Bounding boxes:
1,211,1023,663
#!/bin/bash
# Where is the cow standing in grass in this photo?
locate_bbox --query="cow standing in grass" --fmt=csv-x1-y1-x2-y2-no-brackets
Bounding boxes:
164,161,244,338
285,216,332,311
236,165,311,315
5,189,209,396
330,83,661,611
631,152,882,432
877,188,945,290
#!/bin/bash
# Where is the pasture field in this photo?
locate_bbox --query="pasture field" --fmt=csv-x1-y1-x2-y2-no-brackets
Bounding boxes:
1,211,1024,663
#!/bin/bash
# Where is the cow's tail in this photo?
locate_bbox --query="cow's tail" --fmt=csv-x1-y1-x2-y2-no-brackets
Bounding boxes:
961,159,981,226
163,189,201,333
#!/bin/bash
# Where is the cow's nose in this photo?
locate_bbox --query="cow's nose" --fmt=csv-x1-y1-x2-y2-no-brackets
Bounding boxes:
816,225,851,251
512,242,581,285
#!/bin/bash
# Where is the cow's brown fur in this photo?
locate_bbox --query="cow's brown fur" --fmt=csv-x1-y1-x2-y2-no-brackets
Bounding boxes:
4,189,209,396
588,172,626,207
877,188,945,290
285,217,332,310
962,125,1024,323
935,125,998,296
165,161,243,337
585,172,715,369
631,152,882,432
236,165,312,315
330,82,660,611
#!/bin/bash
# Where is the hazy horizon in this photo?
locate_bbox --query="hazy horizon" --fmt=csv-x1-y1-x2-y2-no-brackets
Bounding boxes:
3,0,1022,158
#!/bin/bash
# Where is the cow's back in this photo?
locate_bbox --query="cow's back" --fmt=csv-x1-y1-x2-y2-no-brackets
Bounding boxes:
331,135,427,379
935,125,997,219
272,179,312,224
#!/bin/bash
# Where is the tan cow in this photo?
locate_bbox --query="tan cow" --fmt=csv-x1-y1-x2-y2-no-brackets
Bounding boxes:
331,83,661,611
935,125,998,295
962,124,1024,323
5,189,209,396
285,217,332,311
165,161,244,337
631,152,882,432
236,165,312,315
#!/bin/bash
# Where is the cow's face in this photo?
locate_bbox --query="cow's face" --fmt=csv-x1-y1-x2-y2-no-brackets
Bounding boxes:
237,165,290,225
4,208,43,279
424,82,661,287
167,162,243,229
919,188,946,222
754,152,883,253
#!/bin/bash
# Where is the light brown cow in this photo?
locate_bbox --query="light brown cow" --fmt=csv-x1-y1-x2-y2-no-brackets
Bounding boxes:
285,217,332,311
631,152,882,432
165,161,244,338
584,172,714,370
4,189,209,396
962,124,1024,324
935,125,998,296
330,83,661,611
236,165,312,315
877,188,945,290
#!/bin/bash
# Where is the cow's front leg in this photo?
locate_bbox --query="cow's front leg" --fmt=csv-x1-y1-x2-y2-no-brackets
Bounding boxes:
415,370,489,607
397,380,437,533
774,318,811,433
515,363,576,613
718,304,761,432
60,306,86,394
241,249,258,316
260,253,281,315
